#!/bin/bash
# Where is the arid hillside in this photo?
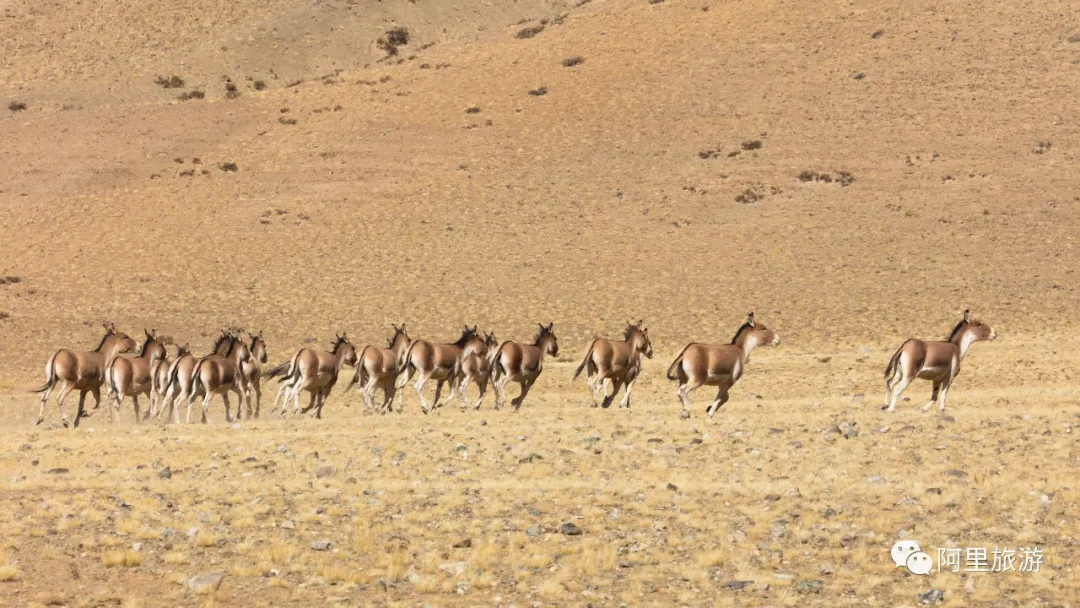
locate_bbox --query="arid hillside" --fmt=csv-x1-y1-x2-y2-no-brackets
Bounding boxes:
1,0,1079,383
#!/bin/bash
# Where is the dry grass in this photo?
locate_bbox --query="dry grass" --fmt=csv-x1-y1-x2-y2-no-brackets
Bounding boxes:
101,550,142,568
0,564,21,582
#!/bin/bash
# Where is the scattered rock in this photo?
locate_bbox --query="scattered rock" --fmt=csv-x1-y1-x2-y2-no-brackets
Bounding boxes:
1038,494,1052,508
158,467,172,479
666,482,679,491
45,468,69,475
796,580,823,594
407,571,421,584
280,520,295,529
945,469,969,480
837,420,858,439
526,524,542,537
560,522,583,536
188,573,224,595
920,589,944,604
868,475,886,484
454,581,470,594
823,507,837,518
311,540,331,551
315,465,335,479
438,562,468,577
453,538,472,549
519,453,543,464
764,494,781,502
925,487,942,494
727,580,753,590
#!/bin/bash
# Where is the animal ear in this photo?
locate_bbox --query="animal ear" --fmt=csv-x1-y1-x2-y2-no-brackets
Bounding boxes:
963,309,971,323
548,322,554,330
747,312,755,327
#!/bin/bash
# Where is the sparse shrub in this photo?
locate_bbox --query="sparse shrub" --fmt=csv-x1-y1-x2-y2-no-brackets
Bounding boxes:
0,276,21,285
155,75,185,89
735,188,764,204
253,80,266,91
872,29,884,39
649,0,665,4
516,25,545,39
0,564,21,581
279,117,297,125
465,106,481,114
225,83,239,98
8,101,27,112
562,56,585,67
529,86,548,96
286,79,303,88
0,312,10,321
835,171,855,186
219,163,239,172
378,27,410,56
741,140,762,151
177,90,205,101
1033,141,1052,154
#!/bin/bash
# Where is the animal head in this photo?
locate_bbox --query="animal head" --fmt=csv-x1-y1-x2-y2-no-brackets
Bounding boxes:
140,328,168,362
626,320,653,359
463,331,489,358
212,330,236,356
534,322,559,357
731,312,780,348
453,325,479,348
333,332,359,366
177,343,192,358
100,322,137,355
484,331,499,348
249,331,268,364
949,309,996,344
389,323,411,349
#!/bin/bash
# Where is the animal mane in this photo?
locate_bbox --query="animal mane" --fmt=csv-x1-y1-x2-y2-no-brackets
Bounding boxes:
623,324,643,341
532,325,551,346
387,327,405,348
452,328,476,348
730,321,756,345
94,329,114,352
212,333,233,353
947,316,980,342
331,335,350,353
225,336,240,357
139,334,155,357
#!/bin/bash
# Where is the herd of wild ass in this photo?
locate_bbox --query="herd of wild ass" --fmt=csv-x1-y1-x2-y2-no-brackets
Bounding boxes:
28,311,997,428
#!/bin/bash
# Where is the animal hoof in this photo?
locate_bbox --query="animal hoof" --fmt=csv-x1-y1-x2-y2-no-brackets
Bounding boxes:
62,419,69,428
879,404,889,410
679,410,691,420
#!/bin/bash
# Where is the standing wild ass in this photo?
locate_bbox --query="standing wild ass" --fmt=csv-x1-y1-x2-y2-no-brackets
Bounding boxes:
666,312,780,420
267,333,358,419
104,329,168,423
456,331,499,410
397,326,478,414
32,322,137,427
489,323,559,411
345,324,412,414
185,332,252,423
882,309,997,412
573,321,653,408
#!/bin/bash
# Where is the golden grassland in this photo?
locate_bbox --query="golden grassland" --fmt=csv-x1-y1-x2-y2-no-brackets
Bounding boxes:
0,337,1078,606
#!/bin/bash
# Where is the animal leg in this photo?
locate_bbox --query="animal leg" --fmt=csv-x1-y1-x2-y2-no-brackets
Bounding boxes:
619,378,636,408
938,376,954,412
431,379,445,412
589,376,605,408
132,395,142,424
414,373,430,414
602,379,623,409
458,376,471,410
677,378,703,418
884,374,912,412
475,375,489,411
253,384,262,419
512,378,535,411
200,392,212,424
921,382,941,412
223,391,233,423
55,384,74,428
706,385,731,420
36,383,51,425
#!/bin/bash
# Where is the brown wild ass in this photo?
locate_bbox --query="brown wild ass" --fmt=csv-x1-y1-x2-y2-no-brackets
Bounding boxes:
345,324,412,414
666,313,780,420
104,329,168,423
185,332,253,423
32,322,137,427
155,330,237,424
397,326,478,414
489,323,560,411
148,343,187,420
267,333,358,419
573,321,653,409
882,309,997,412
240,332,268,419
456,331,499,410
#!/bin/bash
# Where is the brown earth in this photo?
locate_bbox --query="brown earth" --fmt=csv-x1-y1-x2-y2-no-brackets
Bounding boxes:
1,0,1078,605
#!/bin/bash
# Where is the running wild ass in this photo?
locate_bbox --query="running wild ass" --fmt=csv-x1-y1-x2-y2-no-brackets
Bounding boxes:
184,332,252,423
397,326,478,414
666,312,780,420
882,309,997,412
574,320,653,409
456,331,499,410
345,323,412,414
32,322,137,427
489,323,560,411
104,329,168,423
268,333,358,419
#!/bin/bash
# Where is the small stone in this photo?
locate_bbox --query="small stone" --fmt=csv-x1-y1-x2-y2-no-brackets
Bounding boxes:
519,453,543,464
241,456,257,463
454,581,470,594
680,410,691,420
837,420,858,439
188,573,224,595
45,468,69,475
1038,494,1052,507
407,571,421,584
453,538,472,549
280,520,295,529
919,589,944,604
311,540,331,551
945,469,968,478
796,580,823,594
278,443,289,453
764,494,781,502
925,487,942,495
666,482,679,491
560,522,583,536
315,465,335,479
867,475,886,484
727,580,753,590
823,507,837,518
526,524,542,537
438,562,468,577
158,467,172,479
131,542,142,551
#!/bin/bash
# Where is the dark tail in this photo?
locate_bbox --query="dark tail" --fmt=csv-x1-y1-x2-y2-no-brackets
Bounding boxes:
30,352,58,393
267,350,302,382
190,359,207,398
666,344,693,381
884,340,910,380
397,342,420,376
573,339,598,381
345,346,371,393
488,342,509,383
